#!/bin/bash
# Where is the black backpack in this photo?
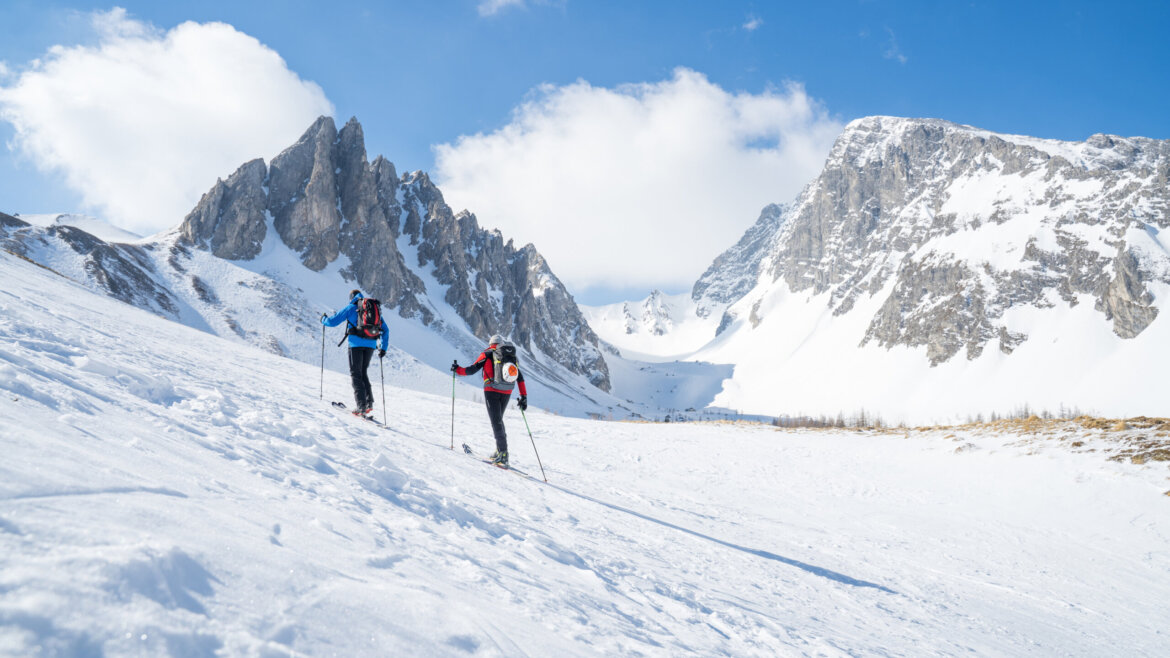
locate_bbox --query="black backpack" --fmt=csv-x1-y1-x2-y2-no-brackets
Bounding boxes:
489,343,519,384
348,297,383,339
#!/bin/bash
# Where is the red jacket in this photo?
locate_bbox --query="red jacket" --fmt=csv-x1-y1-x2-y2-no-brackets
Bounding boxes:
457,347,527,396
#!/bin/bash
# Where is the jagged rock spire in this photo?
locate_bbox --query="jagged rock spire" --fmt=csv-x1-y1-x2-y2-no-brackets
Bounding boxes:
176,116,611,391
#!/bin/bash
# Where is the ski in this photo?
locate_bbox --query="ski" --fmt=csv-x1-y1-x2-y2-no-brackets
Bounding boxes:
462,442,506,468
330,401,406,436
332,400,377,422
461,442,539,480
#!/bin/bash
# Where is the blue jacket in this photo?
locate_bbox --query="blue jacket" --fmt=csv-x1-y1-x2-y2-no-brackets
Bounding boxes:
323,293,389,350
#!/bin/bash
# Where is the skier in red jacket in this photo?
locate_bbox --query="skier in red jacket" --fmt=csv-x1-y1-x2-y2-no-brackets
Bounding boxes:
451,334,527,467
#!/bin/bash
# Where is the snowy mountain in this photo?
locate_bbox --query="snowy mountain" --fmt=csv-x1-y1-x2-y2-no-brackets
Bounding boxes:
179,116,610,392
580,290,719,359
698,117,1170,355
0,117,637,417
4,242,1170,655
588,117,1170,422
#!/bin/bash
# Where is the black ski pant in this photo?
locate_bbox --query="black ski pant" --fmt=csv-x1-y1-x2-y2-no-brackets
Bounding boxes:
348,347,374,412
484,390,511,453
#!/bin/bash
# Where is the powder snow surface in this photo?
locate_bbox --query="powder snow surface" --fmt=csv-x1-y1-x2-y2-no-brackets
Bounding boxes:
1,251,1168,656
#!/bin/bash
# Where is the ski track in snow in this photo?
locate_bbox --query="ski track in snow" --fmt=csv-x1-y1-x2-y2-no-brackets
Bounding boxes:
1,250,1169,656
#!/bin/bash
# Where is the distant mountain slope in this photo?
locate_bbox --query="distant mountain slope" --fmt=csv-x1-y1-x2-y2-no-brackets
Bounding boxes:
584,117,1170,422
1,211,179,317
580,290,720,359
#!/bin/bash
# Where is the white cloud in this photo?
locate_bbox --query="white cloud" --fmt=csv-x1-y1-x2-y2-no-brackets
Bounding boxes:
883,27,908,64
478,0,527,16
434,68,842,295
0,8,333,235
743,15,763,31
0,62,9,79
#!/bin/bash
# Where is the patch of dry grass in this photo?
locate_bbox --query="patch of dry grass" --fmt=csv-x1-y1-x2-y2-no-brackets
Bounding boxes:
767,415,1170,470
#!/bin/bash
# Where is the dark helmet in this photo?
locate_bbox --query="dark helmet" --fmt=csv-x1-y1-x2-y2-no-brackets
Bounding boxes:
349,289,362,300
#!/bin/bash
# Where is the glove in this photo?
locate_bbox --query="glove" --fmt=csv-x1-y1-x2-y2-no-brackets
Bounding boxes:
517,395,527,411
450,360,460,373
378,349,386,359
321,312,328,324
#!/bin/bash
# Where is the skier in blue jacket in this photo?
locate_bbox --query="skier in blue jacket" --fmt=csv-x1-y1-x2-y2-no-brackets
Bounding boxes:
323,290,389,417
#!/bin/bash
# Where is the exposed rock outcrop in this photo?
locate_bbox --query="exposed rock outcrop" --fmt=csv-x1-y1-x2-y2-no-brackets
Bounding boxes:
695,116,1170,364
267,116,343,271
179,159,268,261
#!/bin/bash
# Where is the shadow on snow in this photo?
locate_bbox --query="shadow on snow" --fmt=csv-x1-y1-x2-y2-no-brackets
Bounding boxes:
546,482,897,594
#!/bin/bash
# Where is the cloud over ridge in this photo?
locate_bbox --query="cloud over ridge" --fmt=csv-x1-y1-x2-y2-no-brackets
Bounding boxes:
0,8,333,234
434,68,842,295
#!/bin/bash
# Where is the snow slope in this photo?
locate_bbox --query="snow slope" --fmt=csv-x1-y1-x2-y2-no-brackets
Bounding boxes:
699,279,1170,425
2,250,1169,656
15,213,144,243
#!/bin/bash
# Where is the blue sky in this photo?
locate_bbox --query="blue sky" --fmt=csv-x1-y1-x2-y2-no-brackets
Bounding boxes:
2,0,1168,302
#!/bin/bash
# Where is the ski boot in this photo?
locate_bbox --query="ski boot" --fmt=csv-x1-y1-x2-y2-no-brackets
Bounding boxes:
489,450,509,468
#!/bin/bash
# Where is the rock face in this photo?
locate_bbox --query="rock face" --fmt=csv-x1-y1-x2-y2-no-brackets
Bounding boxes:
180,159,268,261
691,203,787,333
179,116,610,391
695,116,1170,365
267,116,344,272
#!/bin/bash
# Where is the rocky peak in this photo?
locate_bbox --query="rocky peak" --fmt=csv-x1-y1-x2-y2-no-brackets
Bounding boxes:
697,116,1170,364
692,202,787,323
174,116,611,391
412,201,611,391
635,290,674,336
267,116,343,271
179,158,268,261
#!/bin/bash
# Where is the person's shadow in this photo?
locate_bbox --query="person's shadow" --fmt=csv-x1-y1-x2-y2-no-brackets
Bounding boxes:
545,481,897,594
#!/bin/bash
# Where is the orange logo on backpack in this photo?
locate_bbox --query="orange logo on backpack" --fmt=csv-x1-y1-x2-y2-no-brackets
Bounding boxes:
500,362,519,383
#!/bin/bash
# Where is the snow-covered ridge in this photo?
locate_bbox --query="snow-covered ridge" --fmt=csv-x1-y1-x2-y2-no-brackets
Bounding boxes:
14,212,143,243
840,115,1164,170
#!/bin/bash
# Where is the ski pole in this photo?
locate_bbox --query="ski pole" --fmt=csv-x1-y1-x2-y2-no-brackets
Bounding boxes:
450,371,456,450
319,322,325,400
520,409,547,482
380,354,386,425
